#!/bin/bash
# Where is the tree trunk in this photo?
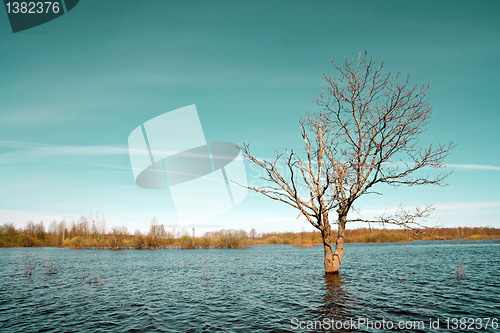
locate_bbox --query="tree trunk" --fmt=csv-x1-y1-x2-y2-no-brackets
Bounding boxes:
323,214,346,274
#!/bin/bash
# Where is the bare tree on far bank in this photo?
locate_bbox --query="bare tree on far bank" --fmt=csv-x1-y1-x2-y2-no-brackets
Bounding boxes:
240,52,454,274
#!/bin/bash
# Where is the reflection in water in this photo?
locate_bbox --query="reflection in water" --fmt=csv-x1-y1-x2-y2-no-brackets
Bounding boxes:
311,274,358,332
322,274,349,316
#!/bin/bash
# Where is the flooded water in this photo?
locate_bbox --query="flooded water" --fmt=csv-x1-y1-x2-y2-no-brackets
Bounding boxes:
1,240,499,332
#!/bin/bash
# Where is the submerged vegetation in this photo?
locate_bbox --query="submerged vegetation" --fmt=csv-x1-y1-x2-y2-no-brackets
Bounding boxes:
454,259,465,279
0,216,498,249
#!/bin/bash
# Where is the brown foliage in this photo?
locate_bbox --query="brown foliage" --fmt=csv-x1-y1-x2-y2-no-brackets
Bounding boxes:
1,221,498,249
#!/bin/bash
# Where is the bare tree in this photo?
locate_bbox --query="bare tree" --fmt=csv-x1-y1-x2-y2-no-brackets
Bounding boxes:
240,52,453,274
58,218,67,244
111,225,128,249
48,220,58,246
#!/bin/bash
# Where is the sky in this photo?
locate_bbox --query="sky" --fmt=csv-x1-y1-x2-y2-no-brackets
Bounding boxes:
0,0,499,234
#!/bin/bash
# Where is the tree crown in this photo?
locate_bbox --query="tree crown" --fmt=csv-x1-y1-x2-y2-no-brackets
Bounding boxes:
241,52,453,231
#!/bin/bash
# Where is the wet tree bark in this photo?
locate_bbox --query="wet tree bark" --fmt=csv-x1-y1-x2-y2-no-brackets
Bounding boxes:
323,214,346,274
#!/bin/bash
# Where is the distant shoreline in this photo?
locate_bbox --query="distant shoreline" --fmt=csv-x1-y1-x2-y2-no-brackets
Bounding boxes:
1,237,498,251
1,224,498,250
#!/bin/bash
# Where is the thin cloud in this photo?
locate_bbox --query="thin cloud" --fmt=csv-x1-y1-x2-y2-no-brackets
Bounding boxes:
0,140,129,156
0,210,79,225
446,163,500,171
436,201,500,210
0,140,248,174
183,224,225,228
345,201,500,217
0,140,241,159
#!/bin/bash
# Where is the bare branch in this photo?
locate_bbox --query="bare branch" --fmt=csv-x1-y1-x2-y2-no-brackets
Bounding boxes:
238,52,453,274
347,204,436,230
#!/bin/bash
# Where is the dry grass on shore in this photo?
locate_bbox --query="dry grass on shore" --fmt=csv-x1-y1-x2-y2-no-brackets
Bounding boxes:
1,221,498,250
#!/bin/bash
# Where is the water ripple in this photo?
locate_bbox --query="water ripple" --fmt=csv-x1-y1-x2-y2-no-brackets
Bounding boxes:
0,241,498,332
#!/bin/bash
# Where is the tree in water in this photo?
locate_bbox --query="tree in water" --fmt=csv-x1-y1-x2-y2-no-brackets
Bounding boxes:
240,52,454,274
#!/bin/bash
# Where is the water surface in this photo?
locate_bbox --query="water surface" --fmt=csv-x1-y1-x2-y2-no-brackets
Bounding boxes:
1,240,499,332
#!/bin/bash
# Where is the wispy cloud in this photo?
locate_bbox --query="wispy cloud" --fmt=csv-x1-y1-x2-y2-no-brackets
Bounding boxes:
446,163,500,171
0,140,244,170
0,140,129,155
344,201,500,217
435,201,500,210
0,99,127,127
0,140,131,165
0,140,241,158
4,140,498,177
0,210,79,225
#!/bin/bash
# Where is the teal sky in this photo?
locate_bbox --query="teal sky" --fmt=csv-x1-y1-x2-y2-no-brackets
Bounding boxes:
1,0,499,233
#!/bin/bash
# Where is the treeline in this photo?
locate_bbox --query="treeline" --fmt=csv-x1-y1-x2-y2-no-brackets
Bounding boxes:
257,226,500,245
0,217,499,249
0,216,250,249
